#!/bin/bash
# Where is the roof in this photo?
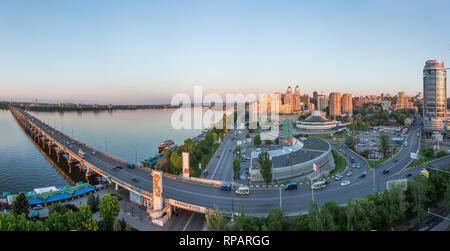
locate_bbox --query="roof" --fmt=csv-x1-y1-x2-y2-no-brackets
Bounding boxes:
300,111,334,123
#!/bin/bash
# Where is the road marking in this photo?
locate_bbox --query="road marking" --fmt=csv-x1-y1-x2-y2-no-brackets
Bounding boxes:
183,212,195,231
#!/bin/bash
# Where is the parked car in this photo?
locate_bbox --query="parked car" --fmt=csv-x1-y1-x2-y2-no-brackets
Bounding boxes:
383,169,390,174
33,205,44,210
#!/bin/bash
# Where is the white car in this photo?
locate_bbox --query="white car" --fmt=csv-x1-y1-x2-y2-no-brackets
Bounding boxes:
340,181,351,186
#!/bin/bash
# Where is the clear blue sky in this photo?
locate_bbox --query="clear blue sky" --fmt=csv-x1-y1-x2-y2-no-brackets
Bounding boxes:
0,0,449,104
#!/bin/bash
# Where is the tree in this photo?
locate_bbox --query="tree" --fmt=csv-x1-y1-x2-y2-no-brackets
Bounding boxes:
308,201,323,231
170,151,183,174
379,134,390,157
12,193,29,217
232,158,241,180
345,136,357,150
266,208,284,231
264,139,272,145
87,193,99,212
205,208,230,231
274,137,280,145
258,151,272,185
254,135,261,146
99,194,120,231
78,204,98,231
48,203,69,215
408,176,430,225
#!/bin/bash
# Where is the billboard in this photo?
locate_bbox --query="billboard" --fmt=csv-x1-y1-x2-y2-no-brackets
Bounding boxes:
152,170,163,210
182,152,190,179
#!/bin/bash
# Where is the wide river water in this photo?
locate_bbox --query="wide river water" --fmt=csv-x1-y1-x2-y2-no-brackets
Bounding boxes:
0,108,210,194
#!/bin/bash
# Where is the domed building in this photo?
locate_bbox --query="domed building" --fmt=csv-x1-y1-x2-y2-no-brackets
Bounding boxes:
296,110,338,132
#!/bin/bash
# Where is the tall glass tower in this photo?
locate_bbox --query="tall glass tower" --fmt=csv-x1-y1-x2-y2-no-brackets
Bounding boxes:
423,60,447,132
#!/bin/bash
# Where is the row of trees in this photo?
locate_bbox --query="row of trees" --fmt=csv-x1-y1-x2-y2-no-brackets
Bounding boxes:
206,168,449,231
157,131,221,176
2,193,124,231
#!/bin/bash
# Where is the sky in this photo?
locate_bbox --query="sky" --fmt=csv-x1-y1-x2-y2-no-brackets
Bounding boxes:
0,0,449,105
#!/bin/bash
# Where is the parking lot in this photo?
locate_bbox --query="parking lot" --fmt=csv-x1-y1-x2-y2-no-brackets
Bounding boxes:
356,128,406,156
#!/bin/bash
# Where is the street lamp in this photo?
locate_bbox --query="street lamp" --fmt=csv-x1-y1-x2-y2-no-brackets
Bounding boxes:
309,177,315,202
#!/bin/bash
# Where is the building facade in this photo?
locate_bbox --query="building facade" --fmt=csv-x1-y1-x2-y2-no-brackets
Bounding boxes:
423,60,447,133
329,92,341,118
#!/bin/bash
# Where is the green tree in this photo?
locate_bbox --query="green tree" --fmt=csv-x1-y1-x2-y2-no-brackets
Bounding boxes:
12,193,29,217
232,158,241,180
48,203,69,215
87,193,99,213
258,151,272,185
379,134,390,157
345,136,357,150
266,208,284,231
78,204,98,231
205,208,230,231
408,176,430,225
254,135,261,146
264,139,272,145
99,194,121,231
308,200,323,231
274,137,280,145
170,151,183,174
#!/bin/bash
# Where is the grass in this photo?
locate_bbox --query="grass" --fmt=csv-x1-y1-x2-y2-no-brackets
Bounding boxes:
329,149,348,177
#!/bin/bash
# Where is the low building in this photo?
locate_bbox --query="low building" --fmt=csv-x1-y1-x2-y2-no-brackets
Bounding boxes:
296,110,338,132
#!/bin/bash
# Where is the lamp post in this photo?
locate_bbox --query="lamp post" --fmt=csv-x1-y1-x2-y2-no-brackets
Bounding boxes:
309,177,315,202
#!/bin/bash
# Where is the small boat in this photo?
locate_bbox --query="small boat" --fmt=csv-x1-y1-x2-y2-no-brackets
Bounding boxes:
158,139,175,153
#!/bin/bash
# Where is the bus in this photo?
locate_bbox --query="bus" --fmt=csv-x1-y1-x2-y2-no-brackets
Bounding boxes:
311,181,326,190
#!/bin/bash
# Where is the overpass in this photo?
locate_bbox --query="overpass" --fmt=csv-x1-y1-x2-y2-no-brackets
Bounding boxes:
9,107,446,225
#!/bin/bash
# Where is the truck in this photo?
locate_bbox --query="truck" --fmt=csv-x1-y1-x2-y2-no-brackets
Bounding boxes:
350,157,355,163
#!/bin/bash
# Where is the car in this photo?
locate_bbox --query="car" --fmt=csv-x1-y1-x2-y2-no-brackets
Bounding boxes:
132,178,138,182
382,169,390,174
324,180,330,185
116,165,123,169
127,164,135,169
393,159,398,163
285,183,298,191
359,173,366,178
340,181,351,186
203,170,208,177
33,205,44,210
220,184,232,191
334,175,343,181
405,173,412,177
347,171,352,176
92,151,96,155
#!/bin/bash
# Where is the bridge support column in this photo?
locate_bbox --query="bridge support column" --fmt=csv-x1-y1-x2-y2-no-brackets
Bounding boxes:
42,134,45,148
115,183,118,191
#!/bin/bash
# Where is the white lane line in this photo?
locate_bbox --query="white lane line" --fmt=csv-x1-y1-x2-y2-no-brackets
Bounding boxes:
183,212,195,231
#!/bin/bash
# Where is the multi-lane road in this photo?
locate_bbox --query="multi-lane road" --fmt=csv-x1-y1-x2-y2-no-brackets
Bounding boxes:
14,108,449,216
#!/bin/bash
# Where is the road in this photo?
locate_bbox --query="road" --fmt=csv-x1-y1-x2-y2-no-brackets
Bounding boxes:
13,109,448,216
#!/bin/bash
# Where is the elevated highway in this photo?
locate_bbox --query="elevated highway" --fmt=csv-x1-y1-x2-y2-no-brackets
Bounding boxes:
10,108,446,219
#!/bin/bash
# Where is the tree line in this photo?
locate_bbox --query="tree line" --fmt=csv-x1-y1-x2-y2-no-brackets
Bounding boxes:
206,167,450,231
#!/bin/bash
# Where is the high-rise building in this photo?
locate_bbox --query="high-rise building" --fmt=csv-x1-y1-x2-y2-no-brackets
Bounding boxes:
423,60,447,133
317,95,328,111
329,92,341,118
342,94,353,114
294,85,300,96
396,92,413,110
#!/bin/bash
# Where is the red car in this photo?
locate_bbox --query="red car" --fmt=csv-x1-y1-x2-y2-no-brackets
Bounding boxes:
405,173,412,177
